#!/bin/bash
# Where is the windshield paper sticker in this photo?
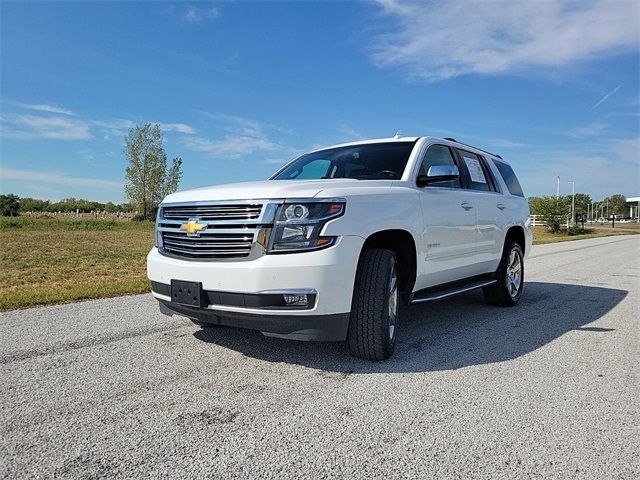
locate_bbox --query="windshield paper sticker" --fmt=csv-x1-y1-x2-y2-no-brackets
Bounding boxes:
463,157,487,184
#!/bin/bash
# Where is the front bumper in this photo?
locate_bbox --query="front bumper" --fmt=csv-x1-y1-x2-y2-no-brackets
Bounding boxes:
147,235,364,340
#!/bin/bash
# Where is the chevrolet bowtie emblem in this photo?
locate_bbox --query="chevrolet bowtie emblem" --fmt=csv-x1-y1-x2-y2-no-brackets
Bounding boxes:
180,219,206,236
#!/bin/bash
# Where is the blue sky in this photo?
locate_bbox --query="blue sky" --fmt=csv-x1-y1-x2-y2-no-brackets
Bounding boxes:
1,0,638,202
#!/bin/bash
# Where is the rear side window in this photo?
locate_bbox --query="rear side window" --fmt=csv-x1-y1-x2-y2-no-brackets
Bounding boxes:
492,159,524,197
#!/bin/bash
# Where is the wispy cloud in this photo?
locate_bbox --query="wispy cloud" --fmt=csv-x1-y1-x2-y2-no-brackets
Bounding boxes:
567,122,608,138
2,102,196,140
160,123,196,134
592,85,622,109
7,101,75,116
181,112,289,157
371,0,639,82
0,167,122,189
183,4,219,24
0,114,91,140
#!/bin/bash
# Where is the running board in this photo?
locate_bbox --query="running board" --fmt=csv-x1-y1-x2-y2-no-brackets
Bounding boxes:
410,279,496,304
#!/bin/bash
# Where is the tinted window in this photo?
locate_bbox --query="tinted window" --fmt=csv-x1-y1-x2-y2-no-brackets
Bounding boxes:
272,142,415,180
418,145,461,188
456,150,491,192
492,159,524,197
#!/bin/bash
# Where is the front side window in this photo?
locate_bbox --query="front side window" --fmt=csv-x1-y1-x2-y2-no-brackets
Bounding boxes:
456,150,492,192
417,144,461,188
271,142,416,181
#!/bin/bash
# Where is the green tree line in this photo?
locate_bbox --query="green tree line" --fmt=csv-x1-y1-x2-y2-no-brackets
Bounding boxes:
0,194,134,216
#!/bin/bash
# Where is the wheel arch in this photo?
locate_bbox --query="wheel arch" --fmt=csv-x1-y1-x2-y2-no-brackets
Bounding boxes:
504,225,526,255
360,229,417,302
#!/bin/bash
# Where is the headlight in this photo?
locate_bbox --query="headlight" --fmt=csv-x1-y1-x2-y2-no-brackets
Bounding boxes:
268,198,345,253
155,207,163,248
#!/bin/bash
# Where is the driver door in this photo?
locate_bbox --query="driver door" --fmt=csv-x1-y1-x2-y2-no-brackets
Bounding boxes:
415,144,478,289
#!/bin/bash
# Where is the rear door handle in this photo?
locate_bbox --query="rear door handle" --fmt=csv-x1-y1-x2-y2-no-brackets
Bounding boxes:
461,202,473,211
497,203,506,210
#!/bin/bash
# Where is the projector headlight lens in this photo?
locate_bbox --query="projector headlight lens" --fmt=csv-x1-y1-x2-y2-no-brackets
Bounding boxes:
268,199,345,253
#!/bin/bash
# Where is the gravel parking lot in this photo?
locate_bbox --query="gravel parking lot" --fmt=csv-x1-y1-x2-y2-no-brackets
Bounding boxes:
1,235,638,479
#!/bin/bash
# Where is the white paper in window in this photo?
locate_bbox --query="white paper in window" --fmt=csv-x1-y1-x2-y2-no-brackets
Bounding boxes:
463,157,487,184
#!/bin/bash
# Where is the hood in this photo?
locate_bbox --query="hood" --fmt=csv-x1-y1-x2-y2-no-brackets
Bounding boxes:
161,179,390,203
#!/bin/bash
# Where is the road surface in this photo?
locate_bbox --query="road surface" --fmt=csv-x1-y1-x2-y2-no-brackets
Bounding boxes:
1,235,638,479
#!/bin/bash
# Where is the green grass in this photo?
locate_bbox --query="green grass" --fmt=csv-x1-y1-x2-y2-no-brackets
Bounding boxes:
0,217,155,310
532,226,637,245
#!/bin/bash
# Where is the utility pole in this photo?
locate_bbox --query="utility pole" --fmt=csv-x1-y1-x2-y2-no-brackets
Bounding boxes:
568,181,575,224
556,176,560,199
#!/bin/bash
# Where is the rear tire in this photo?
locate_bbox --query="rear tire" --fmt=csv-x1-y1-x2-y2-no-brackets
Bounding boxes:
483,241,524,307
347,249,399,361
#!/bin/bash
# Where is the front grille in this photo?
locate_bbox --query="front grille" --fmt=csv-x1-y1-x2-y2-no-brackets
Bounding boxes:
162,203,263,221
161,230,254,259
158,201,271,260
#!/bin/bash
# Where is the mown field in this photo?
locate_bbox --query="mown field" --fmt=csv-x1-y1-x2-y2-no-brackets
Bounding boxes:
0,217,637,310
531,225,638,244
0,217,154,310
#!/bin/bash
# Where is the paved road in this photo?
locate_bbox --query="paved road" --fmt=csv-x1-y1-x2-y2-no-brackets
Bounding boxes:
1,236,638,479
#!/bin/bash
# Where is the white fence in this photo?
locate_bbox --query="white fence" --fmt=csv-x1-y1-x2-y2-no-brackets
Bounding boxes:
529,215,570,227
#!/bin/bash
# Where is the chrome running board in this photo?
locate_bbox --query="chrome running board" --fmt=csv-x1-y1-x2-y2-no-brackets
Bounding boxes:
410,279,497,304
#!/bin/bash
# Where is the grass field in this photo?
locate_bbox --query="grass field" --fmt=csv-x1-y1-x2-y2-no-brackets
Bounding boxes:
0,217,154,310
531,225,638,245
0,217,637,310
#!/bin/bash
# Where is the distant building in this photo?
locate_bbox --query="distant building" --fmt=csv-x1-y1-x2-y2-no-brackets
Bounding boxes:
626,197,640,218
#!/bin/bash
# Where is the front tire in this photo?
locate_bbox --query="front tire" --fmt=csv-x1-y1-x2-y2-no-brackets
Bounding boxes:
347,249,399,361
483,241,524,306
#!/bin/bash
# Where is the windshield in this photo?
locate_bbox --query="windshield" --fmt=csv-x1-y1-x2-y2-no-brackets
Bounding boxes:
271,141,416,180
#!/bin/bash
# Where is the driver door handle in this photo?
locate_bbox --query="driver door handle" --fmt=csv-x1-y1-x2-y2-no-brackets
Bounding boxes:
497,203,506,210
461,202,473,211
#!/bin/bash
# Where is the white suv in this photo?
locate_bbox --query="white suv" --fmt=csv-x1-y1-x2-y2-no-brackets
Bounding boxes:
148,136,532,360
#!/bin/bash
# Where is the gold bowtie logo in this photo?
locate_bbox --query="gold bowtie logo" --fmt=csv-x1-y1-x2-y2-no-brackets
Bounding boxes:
180,219,206,236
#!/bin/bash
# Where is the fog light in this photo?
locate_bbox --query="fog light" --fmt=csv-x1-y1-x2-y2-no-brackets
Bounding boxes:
283,294,308,306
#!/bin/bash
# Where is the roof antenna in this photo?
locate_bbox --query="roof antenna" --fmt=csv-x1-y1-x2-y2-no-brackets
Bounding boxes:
393,130,403,139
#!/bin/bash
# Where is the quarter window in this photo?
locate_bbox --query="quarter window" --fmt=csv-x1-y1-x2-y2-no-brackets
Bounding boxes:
418,145,461,188
492,159,525,197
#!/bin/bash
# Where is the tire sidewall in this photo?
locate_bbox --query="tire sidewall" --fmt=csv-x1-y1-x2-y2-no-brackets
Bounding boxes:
501,242,524,305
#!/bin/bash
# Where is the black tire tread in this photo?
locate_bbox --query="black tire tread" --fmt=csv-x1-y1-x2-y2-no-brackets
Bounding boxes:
348,249,395,360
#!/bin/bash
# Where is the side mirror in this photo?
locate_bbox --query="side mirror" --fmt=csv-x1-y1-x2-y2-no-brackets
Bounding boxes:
416,165,459,187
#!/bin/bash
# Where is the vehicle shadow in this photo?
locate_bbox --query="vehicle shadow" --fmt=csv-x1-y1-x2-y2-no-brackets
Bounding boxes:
192,282,627,373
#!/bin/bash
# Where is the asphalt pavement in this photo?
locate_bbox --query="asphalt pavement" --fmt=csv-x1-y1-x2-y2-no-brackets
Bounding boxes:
1,235,638,479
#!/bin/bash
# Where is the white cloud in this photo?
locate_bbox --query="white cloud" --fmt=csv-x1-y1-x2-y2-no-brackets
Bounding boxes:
566,122,608,138
371,0,639,82
182,135,281,157
1,103,197,141
183,5,219,24
182,112,288,157
0,167,122,189
0,114,91,140
160,123,196,134
7,101,76,116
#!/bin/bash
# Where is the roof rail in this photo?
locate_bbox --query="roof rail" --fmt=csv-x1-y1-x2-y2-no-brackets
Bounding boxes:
442,137,502,159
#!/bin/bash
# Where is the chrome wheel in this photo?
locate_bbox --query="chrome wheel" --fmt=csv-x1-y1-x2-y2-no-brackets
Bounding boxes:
506,249,522,298
388,261,399,343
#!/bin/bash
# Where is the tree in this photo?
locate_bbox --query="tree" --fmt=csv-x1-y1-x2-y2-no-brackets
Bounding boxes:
124,123,183,220
0,194,20,216
531,195,571,232
603,194,627,216
19,197,50,212
573,193,592,217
